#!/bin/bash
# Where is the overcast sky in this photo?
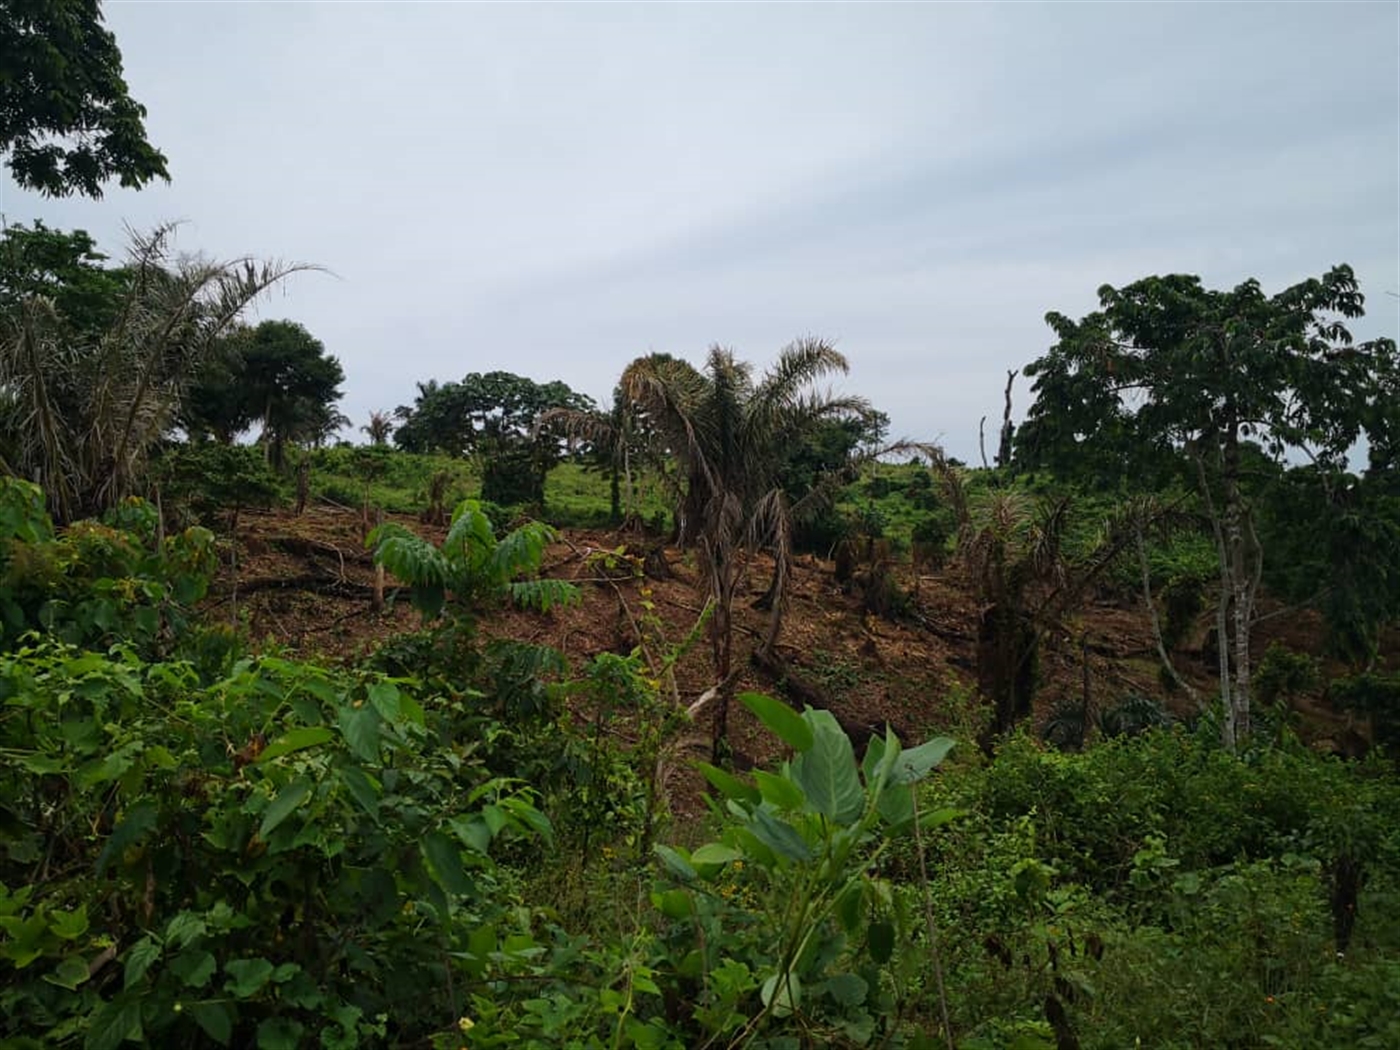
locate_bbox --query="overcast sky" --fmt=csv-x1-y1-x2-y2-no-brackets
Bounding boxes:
3,1,1397,459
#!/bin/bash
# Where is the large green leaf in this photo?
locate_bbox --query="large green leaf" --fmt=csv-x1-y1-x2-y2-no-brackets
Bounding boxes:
338,704,381,762
698,762,760,805
891,736,955,784
654,845,697,882
225,957,275,998
42,956,89,990
256,1018,305,1050
258,776,313,838
740,692,814,751
422,831,471,896
338,766,380,818
189,1001,233,1045
760,971,802,1017
123,936,160,988
753,769,805,811
366,682,400,721
791,710,864,825
256,727,334,764
84,996,143,1050
748,808,813,862
690,843,742,866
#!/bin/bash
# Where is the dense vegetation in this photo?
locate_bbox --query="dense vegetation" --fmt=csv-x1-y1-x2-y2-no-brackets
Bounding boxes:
2,5,1398,1047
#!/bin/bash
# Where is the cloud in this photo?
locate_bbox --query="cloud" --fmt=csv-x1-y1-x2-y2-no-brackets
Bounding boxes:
2,1,1395,456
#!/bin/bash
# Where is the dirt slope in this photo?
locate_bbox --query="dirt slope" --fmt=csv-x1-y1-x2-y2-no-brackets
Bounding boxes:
207,504,1388,773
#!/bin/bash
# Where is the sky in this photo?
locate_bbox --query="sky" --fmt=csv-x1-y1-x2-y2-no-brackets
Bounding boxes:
3,1,1397,460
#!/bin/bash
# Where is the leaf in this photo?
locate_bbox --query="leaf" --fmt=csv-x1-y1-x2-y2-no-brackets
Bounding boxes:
760,971,802,1017
123,936,161,988
697,762,760,805
877,783,914,829
868,920,895,964
225,957,275,998
654,844,697,881
256,1018,305,1050
422,831,472,896
825,972,869,1007
338,766,380,818
85,996,143,1050
835,882,865,935
338,704,381,762
748,808,814,862
753,769,805,811
366,682,400,721
43,956,90,990
170,949,217,989
653,889,694,920
164,911,207,949
14,751,65,774
256,727,334,763
891,736,955,784
189,1002,233,1045
96,799,158,875
919,806,966,831
690,843,742,866
449,815,492,854
740,692,813,751
258,776,313,838
791,710,864,825
49,905,89,940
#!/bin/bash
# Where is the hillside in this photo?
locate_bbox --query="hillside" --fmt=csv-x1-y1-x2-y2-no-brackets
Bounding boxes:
212,501,1388,782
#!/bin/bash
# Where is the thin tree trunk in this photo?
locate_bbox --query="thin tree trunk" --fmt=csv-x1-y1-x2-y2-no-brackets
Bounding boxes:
1192,444,1238,750
371,507,386,613
1223,429,1252,742
1135,523,1200,705
996,369,1017,468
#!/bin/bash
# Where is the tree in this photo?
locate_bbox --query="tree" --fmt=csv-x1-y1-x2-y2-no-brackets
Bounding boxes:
618,340,880,752
0,221,129,334
183,320,345,468
1,0,169,197
362,410,393,446
393,371,594,507
1017,266,1398,748
0,224,309,521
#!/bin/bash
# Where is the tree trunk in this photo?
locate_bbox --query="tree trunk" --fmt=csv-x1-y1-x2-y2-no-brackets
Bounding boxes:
1222,428,1253,743
996,369,1017,468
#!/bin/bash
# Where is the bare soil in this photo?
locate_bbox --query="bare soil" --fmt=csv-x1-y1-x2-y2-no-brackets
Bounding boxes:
206,503,1394,807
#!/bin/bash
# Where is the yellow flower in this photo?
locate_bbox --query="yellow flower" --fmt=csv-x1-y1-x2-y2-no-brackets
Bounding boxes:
458,1015,475,1032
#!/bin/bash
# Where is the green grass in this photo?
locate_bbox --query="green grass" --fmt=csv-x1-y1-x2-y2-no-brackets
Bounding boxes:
304,447,672,530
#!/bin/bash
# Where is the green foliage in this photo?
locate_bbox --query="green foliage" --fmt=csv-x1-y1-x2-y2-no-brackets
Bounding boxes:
153,443,285,528
370,499,577,625
0,0,169,197
0,480,215,655
392,372,594,508
459,697,961,1048
1256,465,1400,666
0,223,309,522
183,321,346,468
0,640,552,1047
1330,671,1400,754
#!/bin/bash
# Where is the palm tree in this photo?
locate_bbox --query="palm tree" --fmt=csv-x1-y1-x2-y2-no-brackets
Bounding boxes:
362,410,394,446
0,224,312,521
618,340,880,752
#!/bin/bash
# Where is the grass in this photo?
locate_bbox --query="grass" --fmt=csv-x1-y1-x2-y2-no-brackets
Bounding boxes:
304,447,672,531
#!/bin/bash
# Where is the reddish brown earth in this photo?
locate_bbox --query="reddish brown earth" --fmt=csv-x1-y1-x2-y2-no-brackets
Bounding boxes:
206,504,1394,804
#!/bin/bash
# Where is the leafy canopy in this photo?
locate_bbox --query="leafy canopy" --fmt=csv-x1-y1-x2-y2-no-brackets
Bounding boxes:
0,0,169,197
